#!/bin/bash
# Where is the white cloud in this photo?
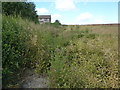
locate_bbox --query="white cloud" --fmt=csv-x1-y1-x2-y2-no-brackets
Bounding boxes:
76,12,92,22
35,8,49,15
55,0,76,11
54,12,113,25
74,12,105,25
51,14,62,23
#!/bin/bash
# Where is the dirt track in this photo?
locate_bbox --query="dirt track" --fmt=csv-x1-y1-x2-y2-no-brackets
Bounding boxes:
20,69,49,88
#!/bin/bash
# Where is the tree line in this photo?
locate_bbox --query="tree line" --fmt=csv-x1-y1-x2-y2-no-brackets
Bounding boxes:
2,1,39,23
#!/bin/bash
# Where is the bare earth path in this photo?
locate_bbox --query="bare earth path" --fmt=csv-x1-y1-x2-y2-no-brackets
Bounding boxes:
20,69,49,88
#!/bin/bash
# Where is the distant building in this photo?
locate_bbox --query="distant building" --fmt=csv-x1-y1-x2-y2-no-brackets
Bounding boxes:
38,15,51,24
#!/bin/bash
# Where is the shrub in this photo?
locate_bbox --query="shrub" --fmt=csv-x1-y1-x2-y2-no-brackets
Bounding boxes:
2,16,37,87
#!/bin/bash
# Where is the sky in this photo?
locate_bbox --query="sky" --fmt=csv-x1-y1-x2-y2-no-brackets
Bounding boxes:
34,0,118,25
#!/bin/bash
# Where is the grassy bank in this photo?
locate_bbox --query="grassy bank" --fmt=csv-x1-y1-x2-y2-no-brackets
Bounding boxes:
2,16,118,88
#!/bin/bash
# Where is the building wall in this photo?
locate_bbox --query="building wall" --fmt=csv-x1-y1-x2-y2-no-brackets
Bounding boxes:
39,18,51,24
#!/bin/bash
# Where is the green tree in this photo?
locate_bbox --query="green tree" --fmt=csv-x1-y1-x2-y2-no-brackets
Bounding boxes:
2,2,38,23
54,20,61,25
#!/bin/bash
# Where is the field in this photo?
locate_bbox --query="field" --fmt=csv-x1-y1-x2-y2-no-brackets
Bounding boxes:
2,16,118,88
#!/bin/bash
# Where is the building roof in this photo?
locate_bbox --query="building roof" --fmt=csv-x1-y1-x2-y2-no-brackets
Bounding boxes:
38,15,51,19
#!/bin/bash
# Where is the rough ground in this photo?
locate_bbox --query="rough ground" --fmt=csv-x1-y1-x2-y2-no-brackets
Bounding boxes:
20,69,49,88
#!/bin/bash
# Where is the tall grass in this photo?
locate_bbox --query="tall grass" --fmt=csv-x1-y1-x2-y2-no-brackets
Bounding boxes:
2,16,118,88
47,26,118,88
2,15,39,87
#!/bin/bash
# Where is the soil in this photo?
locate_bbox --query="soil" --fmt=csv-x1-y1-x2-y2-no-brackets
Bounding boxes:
20,69,49,88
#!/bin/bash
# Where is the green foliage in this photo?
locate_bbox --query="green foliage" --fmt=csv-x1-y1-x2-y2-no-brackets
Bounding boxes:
54,20,61,25
2,15,118,88
2,2,38,23
2,16,37,87
50,20,61,27
46,26,118,88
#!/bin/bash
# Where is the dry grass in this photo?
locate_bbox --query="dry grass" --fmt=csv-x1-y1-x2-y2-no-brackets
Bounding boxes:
71,25,118,35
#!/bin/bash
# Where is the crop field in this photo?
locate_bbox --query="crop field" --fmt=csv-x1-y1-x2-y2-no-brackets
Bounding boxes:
2,16,118,88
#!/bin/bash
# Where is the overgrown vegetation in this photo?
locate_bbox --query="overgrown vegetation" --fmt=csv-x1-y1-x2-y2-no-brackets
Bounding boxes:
2,15,118,88
2,1,118,88
2,16,36,87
